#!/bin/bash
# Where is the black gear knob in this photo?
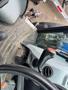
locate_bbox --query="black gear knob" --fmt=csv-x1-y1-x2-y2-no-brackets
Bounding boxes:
0,31,7,41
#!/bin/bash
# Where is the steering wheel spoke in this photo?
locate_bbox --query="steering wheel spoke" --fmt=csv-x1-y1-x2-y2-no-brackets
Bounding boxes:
0,64,60,90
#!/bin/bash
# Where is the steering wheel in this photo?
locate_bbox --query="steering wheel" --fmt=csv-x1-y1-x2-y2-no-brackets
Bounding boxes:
0,64,66,90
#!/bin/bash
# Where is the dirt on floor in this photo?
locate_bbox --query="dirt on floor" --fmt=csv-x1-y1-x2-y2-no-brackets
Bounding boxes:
26,0,68,25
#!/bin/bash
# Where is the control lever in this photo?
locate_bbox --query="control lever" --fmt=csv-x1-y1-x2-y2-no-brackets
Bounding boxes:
38,49,54,72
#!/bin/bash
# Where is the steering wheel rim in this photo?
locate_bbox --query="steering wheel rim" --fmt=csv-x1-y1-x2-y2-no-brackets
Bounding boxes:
0,64,59,90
